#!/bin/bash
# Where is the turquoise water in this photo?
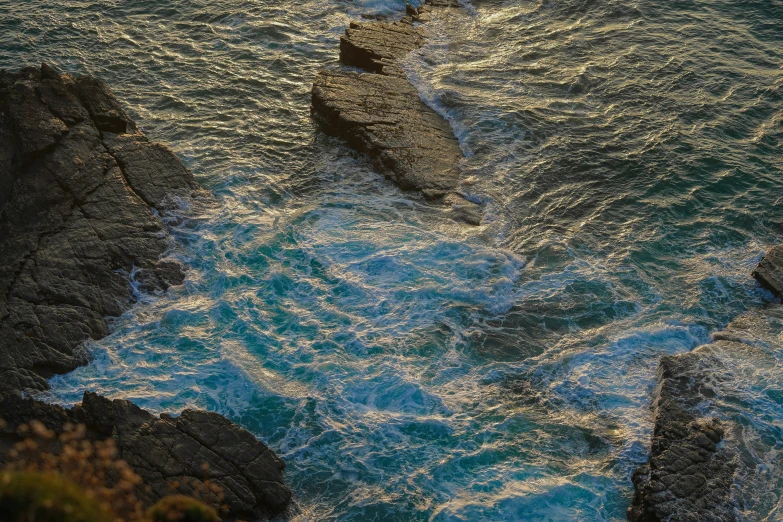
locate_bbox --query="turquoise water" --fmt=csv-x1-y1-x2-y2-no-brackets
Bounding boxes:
2,0,783,519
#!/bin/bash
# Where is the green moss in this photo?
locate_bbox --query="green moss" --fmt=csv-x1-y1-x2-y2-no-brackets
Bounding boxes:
147,495,220,522
0,471,113,522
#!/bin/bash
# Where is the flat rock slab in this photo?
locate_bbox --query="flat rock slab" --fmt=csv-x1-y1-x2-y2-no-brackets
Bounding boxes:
312,70,463,196
312,1,481,225
0,392,292,520
0,64,206,392
340,19,426,77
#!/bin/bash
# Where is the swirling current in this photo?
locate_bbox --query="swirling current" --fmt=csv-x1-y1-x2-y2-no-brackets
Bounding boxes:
2,0,782,520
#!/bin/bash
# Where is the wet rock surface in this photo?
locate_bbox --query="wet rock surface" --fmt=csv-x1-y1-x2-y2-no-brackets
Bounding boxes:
0,392,292,519
628,353,737,522
630,245,783,521
311,1,482,225
0,64,204,393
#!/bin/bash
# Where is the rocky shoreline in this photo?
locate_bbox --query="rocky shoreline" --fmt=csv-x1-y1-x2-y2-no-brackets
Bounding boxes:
1,6,779,522
628,251,783,521
0,64,292,520
311,0,483,225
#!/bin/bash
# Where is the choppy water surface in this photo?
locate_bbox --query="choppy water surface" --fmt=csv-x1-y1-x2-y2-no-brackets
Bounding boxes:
2,0,782,519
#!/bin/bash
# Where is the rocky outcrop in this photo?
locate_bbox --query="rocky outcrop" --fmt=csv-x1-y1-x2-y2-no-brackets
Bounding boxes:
627,352,737,521
630,246,783,521
0,392,291,519
0,64,205,392
311,1,482,225
752,244,783,297
0,64,293,519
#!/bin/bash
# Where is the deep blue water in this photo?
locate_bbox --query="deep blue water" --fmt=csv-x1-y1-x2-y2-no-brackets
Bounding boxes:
2,0,782,519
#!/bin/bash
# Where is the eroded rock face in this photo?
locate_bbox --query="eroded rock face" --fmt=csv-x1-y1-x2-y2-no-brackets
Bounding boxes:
0,392,292,519
311,1,482,225
628,353,737,521
0,64,204,392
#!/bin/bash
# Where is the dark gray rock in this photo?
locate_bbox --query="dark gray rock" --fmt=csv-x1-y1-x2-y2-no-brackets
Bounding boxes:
0,391,292,520
0,65,294,519
311,1,482,225
0,64,206,392
753,245,783,297
631,239,783,520
312,70,462,197
628,353,737,522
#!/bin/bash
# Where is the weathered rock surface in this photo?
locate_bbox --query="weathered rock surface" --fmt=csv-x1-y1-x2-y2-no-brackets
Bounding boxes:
0,64,294,519
0,392,292,519
339,18,426,78
311,1,482,225
752,244,783,297
628,352,737,521
0,64,204,392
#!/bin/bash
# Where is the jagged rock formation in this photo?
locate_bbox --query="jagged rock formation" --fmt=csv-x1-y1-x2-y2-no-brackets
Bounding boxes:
627,353,737,521
311,1,483,225
629,246,783,521
0,64,293,519
0,64,204,392
0,392,291,519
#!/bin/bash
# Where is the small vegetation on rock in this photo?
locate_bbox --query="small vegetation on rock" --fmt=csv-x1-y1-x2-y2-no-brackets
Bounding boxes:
147,495,220,522
0,420,223,522
0,470,114,522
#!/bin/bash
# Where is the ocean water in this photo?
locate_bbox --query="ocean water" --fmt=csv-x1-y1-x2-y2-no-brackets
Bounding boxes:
2,0,782,520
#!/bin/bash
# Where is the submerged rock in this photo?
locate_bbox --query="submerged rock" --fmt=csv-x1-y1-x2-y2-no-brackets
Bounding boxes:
0,64,205,393
0,392,292,519
311,1,482,225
